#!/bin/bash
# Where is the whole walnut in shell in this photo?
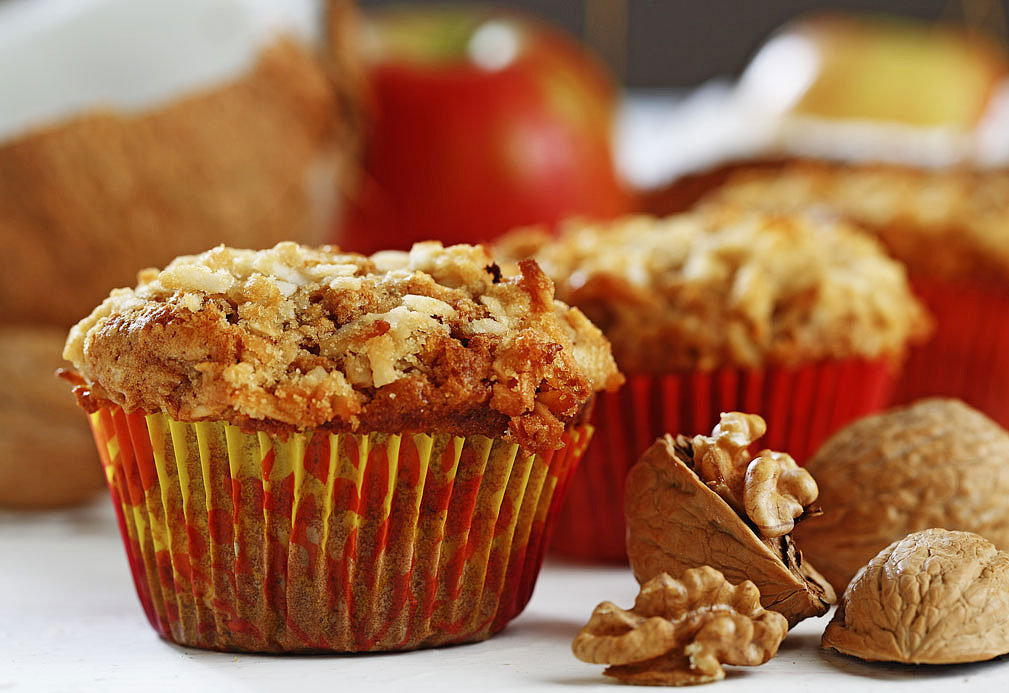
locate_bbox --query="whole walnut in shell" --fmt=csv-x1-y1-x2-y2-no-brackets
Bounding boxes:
793,398,1009,593
626,414,835,628
823,529,1009,664
572,567,788,685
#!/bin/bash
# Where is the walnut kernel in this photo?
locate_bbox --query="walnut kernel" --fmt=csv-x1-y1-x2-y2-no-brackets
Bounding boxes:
572,567,788,686
743,450,818,538
692,412,766,513
692,413,818,538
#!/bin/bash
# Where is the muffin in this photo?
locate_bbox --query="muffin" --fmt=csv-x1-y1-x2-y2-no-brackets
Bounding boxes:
62,241,620,652
793,398,1009,594
0,0,360,507
704,161,1009,426
627,13,1009,428
497,207,929,562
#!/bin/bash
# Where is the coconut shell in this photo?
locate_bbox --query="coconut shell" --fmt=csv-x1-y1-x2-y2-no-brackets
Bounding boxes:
0,326,104,508
0,37,356,325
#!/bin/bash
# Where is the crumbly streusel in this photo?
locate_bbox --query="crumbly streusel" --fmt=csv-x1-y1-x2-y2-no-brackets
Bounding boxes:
495,209,929,372
703,161,1009,284
64,242,622,453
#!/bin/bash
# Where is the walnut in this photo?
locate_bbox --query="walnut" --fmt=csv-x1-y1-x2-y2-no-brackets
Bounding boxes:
692,412,766,513
822,529,1009,664
572,567,788,686
626,423,834,629
794,398,1009,594
744,451,818,538
692,413,817,538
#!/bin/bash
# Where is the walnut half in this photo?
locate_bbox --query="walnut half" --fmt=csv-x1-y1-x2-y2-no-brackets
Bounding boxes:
693,413,818,538
572,567,788,686
692,412,767,515
743,450,818,538
626,415,834,628
822,529,1009,664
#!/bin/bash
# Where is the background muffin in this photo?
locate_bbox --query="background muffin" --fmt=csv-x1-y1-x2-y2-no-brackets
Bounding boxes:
702,161,1009,426
498,207,929,561
0,0,360,508
63,241,620,652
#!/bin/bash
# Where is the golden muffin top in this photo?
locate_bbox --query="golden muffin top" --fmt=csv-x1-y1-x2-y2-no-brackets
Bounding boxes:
704,161,1009,284
64,241,622,453
496,208,929,372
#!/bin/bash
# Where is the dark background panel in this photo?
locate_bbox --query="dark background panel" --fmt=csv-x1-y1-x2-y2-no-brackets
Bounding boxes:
360,0,1009,86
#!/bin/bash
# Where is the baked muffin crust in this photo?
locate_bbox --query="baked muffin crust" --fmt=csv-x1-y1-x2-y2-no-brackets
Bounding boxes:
496,209,929,373
64,242,622,453
704,161,1009,285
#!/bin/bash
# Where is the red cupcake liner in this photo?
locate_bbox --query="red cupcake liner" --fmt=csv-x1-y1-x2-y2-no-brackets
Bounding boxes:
86,405,591,652
550,358,895,563
893,279,1009,427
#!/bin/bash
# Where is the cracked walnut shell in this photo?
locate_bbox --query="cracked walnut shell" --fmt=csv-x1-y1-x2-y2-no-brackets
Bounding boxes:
822,529,1009,664
793,398,1009,593
626,416,834,628
572,567,788,685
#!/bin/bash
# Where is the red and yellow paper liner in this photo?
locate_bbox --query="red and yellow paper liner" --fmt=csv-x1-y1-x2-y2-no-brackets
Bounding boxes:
894,279,1009,428
87,405,591,652
550,359,894,563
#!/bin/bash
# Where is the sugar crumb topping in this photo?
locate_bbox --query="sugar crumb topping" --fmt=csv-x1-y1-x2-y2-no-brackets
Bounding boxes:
496,209,930,372
706,162,1009,284
65,242,622,452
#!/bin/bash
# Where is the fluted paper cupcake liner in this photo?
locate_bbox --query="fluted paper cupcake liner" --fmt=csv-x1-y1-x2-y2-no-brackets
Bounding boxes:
894,279,1009,428
550,359,894,563
87,405,591,652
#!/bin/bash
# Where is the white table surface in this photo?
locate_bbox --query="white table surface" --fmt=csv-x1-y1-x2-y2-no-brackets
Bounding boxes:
2,500,1007,692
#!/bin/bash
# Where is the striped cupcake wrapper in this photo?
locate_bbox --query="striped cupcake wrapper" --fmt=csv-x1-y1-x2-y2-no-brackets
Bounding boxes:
894,279,1009,428
88,405,591,652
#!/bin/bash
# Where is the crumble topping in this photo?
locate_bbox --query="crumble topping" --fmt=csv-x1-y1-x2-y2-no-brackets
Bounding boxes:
64,241,622,452
705,162,1009,284
496,208,929,372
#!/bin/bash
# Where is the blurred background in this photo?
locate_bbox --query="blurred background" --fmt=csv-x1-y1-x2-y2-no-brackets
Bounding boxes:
1,0,1008,511
360,0,1009,85
5,5,1009,687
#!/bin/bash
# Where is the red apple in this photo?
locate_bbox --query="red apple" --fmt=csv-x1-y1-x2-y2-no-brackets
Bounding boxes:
336,5,630,253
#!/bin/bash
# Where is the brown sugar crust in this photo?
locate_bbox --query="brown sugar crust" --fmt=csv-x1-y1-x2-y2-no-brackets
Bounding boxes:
64,242,622,454
0,38,353,326
703,160,1009,285
496,208,929,373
